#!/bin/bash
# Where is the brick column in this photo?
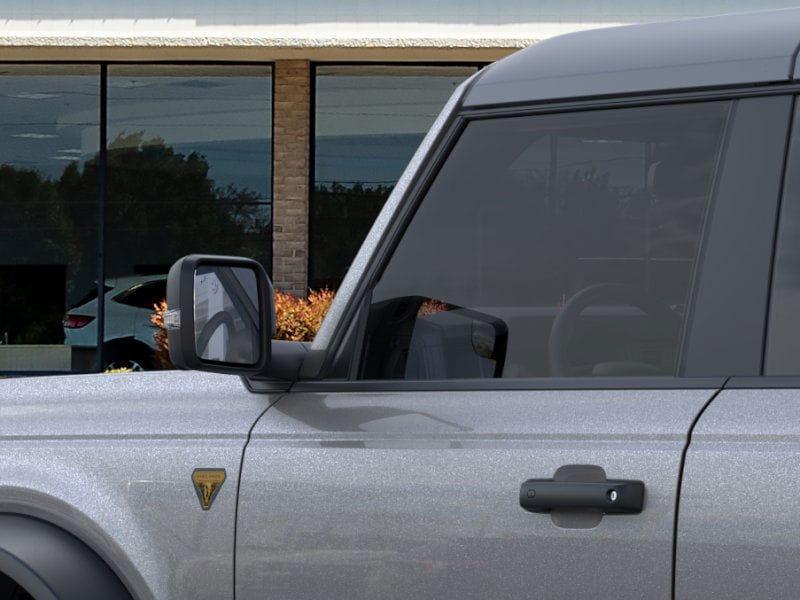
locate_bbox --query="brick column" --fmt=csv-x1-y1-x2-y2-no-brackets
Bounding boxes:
272,60,310,297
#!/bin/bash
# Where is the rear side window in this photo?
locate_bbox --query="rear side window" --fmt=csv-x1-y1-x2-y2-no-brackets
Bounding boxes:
113,280,167,309
358,102,730,379
766,101,800,375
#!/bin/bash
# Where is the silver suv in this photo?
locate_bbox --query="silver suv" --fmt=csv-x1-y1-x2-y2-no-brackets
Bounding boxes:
4,9,800,600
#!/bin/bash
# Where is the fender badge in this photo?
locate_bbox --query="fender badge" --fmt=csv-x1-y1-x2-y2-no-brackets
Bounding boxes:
192,468,226,510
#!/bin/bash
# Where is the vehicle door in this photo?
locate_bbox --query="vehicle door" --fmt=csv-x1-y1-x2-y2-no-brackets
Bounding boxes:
237,95,790,599
675,95,800,600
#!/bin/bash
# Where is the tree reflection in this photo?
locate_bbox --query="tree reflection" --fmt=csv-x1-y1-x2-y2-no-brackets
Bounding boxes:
310,181,393,290
0,133,271,346
104,132,270,279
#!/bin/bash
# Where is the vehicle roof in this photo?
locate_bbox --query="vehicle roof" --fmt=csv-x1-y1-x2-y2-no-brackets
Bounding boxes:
463,9,800,108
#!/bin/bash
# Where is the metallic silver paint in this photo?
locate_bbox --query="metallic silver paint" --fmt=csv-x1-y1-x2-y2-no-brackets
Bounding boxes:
676,389,800,600
0,370,274,600
237,388,717,599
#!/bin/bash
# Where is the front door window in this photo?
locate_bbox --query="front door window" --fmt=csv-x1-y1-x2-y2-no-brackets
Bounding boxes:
359,102,731,379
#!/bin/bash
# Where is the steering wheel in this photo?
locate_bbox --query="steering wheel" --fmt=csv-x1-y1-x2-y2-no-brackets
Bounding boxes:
547,283,681,377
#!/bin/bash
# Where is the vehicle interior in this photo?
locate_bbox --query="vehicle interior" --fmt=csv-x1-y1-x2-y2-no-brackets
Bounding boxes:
361,102,729,379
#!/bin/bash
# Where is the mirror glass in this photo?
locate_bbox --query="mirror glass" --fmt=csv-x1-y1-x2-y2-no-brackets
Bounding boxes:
193,265,260,365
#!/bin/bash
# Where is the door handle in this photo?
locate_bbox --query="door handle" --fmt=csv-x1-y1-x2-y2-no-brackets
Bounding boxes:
519,479,644,514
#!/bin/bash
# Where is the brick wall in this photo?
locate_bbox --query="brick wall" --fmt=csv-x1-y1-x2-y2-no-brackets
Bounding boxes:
272,59,310,297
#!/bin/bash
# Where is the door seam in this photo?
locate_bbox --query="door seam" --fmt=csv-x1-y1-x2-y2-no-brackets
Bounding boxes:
232,392,289,600
671,376,729,600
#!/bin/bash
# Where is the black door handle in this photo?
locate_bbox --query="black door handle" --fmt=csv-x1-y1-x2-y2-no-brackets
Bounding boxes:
519,479,644,514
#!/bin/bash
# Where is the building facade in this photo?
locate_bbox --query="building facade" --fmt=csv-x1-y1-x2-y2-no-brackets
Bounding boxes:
0,0,793,374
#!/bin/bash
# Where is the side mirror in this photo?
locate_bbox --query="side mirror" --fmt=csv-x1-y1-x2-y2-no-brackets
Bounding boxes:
165,254,273,374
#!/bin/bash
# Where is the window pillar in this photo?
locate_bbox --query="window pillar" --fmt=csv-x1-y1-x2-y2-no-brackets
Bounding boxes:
272,59,310,297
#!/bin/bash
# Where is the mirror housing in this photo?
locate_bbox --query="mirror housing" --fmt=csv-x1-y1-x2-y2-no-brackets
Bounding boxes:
165,254,273,375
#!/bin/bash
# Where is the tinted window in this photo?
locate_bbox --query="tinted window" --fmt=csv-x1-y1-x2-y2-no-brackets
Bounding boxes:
104,65,272,370
359,102,730,380
310,65,479,289
106,65,272,282
114,280,167,309
0,66,100,372
0,64,273,375
766,101,800,375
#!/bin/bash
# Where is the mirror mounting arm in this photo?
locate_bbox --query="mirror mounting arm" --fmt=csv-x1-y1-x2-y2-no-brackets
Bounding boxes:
243,340,312,392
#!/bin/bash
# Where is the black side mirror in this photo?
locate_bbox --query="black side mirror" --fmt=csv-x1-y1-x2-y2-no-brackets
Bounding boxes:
165,254,273,374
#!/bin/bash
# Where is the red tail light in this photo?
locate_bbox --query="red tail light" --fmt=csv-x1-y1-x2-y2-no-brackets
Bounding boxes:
63,314,95,329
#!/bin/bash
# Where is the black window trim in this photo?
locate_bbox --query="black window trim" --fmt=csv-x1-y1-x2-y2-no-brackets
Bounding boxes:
727,376,800,388
287,376,728,393
681,94,794,376
304,82,797,392
762,95,800,375
674,100,737,373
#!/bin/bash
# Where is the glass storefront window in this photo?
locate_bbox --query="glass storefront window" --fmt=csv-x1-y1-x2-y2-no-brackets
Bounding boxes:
0,66,100,374
1,62,478,374
310,65,479,290
0,64,272,375
102,65,273,371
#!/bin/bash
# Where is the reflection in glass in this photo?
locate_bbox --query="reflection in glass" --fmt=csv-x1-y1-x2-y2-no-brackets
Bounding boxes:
193,266,260,365
310,65,479,289
105,65,272,371
0,66,100,373
363,102,730,380
766,103,800,374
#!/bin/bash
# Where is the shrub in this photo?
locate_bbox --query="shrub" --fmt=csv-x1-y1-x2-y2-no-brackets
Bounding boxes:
150,289,335,369
274,288,335,342
150,300,172,369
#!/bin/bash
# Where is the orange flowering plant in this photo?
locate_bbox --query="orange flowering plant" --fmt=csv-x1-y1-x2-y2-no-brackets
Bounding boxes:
273,288,335,342
150,300,173,369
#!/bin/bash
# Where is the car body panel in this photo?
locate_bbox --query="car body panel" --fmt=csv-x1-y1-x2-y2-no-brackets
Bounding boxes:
464,8,800,108
236,387,718,599
0,371,275,600
675,387,800,599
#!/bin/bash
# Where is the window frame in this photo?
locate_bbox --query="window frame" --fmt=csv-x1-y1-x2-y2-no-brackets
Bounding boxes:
762,95,800,377
297,84,796,392
0,60,275,376
680,94,794,376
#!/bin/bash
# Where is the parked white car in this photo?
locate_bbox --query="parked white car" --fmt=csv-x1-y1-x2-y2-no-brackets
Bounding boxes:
63,275,167,371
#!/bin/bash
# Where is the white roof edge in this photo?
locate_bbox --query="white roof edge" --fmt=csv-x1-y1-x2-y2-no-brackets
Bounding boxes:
0,36,536,49
0,21,626,49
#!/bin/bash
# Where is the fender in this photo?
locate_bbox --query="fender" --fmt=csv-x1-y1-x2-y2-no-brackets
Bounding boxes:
0,514,131,600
